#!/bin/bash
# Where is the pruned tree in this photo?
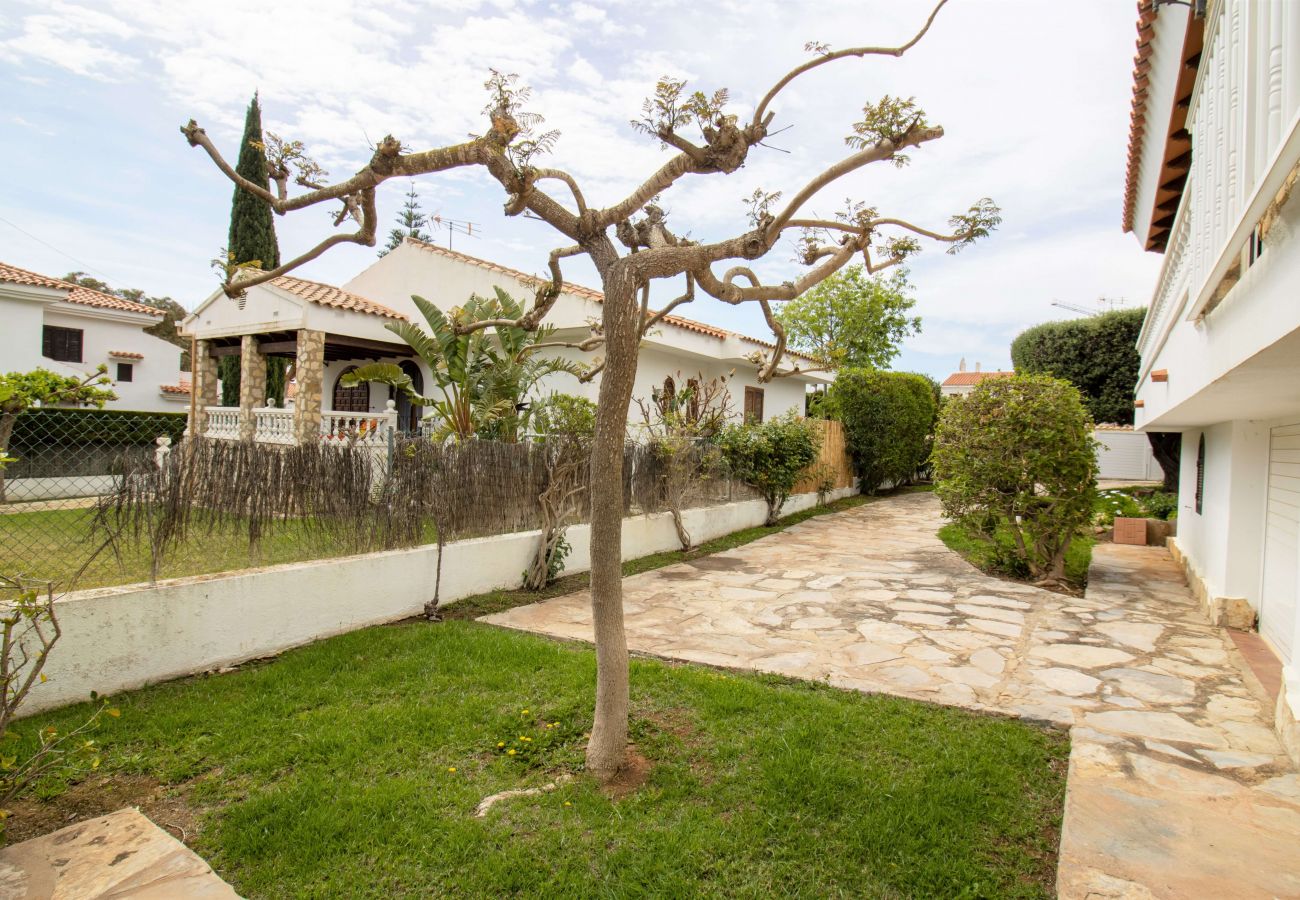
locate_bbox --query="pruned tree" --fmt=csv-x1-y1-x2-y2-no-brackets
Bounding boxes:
179,0,997,783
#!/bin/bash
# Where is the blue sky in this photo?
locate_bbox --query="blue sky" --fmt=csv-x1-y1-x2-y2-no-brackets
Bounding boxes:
1,0,1162,381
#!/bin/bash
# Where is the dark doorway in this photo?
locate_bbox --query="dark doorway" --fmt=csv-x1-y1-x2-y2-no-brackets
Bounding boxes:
394,360,425,432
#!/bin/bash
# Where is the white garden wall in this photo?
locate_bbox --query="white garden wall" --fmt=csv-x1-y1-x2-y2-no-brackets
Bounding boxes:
23,484,857,715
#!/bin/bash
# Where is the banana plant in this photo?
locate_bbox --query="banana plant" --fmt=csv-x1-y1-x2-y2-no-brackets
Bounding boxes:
476,287,587,442
342,289,582,442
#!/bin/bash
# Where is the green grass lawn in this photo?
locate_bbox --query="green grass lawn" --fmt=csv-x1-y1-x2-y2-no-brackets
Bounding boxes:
0,491,882,596
0,506,428,591
14,621,1068,898
938,521,1095,591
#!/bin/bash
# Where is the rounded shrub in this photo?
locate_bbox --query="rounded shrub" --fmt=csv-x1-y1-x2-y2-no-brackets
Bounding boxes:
931,374,1098,583
717,412,821,525
824,369,937,493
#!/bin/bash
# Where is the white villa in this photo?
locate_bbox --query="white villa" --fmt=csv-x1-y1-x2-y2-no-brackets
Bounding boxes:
180,239,830,446
0,262,191,412
1125,0,1300,751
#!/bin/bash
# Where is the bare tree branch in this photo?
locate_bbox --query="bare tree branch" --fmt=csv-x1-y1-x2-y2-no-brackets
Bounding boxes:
751,0,951,127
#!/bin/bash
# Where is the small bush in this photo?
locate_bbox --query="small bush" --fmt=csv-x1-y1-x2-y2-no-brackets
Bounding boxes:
1143,491,1178,520
1094,489,1145,525
931,374,1098,584
530,393,596,438
717,413,821,525
825,369,937,493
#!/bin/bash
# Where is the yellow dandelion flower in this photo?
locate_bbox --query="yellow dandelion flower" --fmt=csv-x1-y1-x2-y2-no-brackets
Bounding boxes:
497,741,505,748
563,801,571,807
521,708,530,714
507,749,517,756
447,767,457,773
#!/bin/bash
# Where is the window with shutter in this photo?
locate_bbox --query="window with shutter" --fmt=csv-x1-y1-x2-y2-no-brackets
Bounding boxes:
42,325,83,363
116,362,134,382
1195,434,1205,515
744,386,765,423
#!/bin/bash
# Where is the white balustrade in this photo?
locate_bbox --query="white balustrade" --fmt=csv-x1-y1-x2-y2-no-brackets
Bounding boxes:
320,400,398,447
253,406,296,445
203,407,240,440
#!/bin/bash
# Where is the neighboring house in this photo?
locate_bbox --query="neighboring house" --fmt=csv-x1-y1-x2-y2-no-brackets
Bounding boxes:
1124,1,1300,745
0,262,191,412
181,239,830,445
938,359,1014,397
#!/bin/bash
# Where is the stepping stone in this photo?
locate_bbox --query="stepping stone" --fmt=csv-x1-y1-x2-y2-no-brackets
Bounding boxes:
895,612,951,627
0,807,238,898
934,665,999,689
1093,621,1165,651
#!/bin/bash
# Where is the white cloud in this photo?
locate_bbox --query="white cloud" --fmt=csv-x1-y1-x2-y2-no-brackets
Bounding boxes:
0,0,1163,378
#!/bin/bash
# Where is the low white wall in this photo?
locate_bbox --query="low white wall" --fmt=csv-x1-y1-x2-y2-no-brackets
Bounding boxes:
23,484,857,715
6,475,117,502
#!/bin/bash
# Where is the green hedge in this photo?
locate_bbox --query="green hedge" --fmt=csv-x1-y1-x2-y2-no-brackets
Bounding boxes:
11,408,188,449
824,369,937,493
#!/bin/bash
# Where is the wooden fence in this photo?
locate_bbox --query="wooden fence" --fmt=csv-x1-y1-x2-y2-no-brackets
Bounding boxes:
793,419,856,494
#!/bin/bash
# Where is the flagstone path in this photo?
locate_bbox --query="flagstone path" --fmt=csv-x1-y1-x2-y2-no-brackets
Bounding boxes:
483,491,1300,898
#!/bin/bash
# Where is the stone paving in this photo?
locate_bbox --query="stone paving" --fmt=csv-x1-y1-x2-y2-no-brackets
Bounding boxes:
484,491,1300,899
0,807,240,898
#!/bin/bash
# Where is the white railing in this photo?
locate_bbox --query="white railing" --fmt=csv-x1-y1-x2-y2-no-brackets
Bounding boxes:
253,406,296,445
203,407,239,440
320,401,398,447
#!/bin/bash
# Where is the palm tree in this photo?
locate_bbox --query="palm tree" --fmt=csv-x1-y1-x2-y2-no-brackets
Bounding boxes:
343,288,584,442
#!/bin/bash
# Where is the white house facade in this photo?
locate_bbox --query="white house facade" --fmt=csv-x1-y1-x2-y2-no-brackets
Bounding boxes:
0,262,191,412
181,240,829,446
1124,0,1300,754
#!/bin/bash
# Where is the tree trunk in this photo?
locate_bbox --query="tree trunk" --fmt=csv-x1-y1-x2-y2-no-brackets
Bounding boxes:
0,412,17,505
1147,432,1180,492
584,267,640,782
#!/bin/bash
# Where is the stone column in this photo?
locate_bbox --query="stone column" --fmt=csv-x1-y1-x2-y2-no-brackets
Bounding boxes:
237,334,267,442
191,340,220,436
293,329,325,444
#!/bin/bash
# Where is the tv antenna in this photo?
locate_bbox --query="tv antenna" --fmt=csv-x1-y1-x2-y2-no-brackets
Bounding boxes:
429,213,480,251
1050,297,1127,318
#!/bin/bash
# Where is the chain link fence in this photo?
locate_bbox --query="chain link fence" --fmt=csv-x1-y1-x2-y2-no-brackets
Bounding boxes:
2,413,762,592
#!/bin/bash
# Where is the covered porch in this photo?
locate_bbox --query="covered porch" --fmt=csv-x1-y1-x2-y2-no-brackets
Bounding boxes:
191,328,428,446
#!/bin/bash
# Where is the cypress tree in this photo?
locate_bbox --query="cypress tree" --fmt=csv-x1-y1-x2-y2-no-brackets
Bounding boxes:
223,93,285,406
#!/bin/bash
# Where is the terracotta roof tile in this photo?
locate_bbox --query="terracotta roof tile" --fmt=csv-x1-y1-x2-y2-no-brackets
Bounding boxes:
1122,1,1159,232
159,383,191,395
108,350,145,359
0,261,164,317
403,239,818,363
270,275,407,320
940,370,1015,387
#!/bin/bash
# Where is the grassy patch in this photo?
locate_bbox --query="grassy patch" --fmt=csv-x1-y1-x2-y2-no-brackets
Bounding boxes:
938,521,1095,591
0,506,412,590
442,490,917,621
14,621,1068,898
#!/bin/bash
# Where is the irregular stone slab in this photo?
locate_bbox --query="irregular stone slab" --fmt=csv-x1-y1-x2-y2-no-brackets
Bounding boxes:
1084,710,1226,747
0,807,239,898
968,647,1006,676
1198,749,1275,769
855,620,921,644
961,594,1032,610
1034,667,1101,696
1032,644,1135,669
955,604,1024,625
1099,667,1195,704
968,618,1022,638
934,665,998,689
894,612,951,627
1092,621,1165,652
